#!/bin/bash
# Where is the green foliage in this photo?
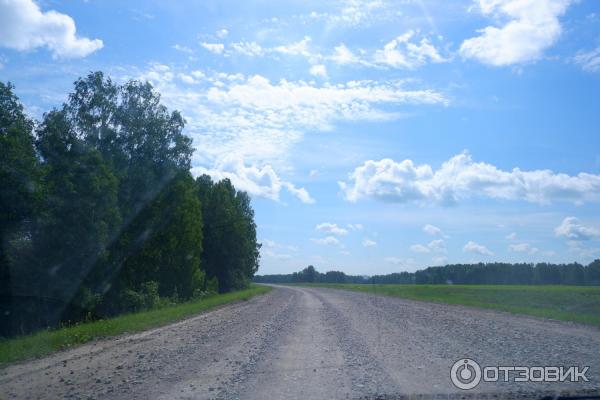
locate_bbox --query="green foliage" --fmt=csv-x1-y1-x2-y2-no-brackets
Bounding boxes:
0,73,261,338
197,176,260,292
0,285,271,365
0,82,40,337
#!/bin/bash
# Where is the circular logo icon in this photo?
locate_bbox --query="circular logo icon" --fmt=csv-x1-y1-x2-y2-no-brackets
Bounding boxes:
450,358,482,390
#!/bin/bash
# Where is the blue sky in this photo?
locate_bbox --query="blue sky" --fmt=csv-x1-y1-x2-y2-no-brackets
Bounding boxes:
1,0,600,275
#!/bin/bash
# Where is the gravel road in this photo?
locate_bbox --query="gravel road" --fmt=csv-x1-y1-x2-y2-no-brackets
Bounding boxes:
1,285,599,399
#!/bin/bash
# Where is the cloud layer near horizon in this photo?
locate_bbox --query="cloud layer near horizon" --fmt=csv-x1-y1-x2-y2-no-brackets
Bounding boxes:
340,152,600,205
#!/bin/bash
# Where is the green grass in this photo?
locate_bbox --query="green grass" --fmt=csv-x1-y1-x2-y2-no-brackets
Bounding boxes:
298,283,600,327
0,285,271,367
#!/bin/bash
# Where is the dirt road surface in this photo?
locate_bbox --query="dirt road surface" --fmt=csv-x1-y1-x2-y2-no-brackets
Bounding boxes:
1,285,599,399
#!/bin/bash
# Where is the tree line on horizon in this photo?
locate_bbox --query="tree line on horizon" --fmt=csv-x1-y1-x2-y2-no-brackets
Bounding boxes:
254,261,600,285
0,73,260,338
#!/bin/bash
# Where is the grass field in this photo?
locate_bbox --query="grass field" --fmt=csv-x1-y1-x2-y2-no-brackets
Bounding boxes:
299,283,600,327
0,285,271,366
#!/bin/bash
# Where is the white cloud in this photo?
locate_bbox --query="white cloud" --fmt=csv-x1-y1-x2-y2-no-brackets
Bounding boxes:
508,243,539,254
374,30,446,69
0,0,103,58
423,224,443,236
178,73,201,85
274,36,312,57
230,41,264,57
316,223,348,236
362,238,377,247
311,236,340,246
347,223,363,231
309,169,319,178
554,217,600,241
216,29,229,39
173,44,193,54
326,0,394,27
460,0,572,66
282,182,315,204
410,244,430,253
340,151,600,205
428,239,446,253
133,64,445,202
228,37,318,60
506,232,517,240
192,157,314,204
463,241,494,256
200,42,224,54
329,43,361,65
410,239,446,254
309,64,328,78
573,46,600,73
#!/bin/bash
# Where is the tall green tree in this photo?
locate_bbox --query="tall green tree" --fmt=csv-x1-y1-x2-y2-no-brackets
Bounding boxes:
0,82,40,336
197,177,260,292
1,74,263,336
114,172,204,304
29,108,121,327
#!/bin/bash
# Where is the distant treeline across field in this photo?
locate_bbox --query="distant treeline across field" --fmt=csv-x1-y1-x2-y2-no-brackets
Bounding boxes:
254,261,600,285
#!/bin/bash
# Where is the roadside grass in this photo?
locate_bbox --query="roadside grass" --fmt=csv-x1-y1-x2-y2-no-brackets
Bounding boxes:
0,284,271,367
298,283,600,327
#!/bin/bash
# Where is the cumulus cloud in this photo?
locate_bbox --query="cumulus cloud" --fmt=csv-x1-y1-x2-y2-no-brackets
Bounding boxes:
274,36,312,57
506,232,517,240
460,0,572,66
328,0,389,26
340,152,600,205
508,243,539,254
311,236,340,246
316,223,348,236
428,239,446,253
374,30,446,69
283,182,315,204
329,43,361,65
463,241,494,256
362,238,377,247
423,224,443,236
227,37,318,60
200,42,224,54
192,158,314,204
573,46,600,73
309,64,328,78
133,64,445,202
554,217,600,241
0,0,103,58
410,239,446,254
202,74,446,130
230,41,264,57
